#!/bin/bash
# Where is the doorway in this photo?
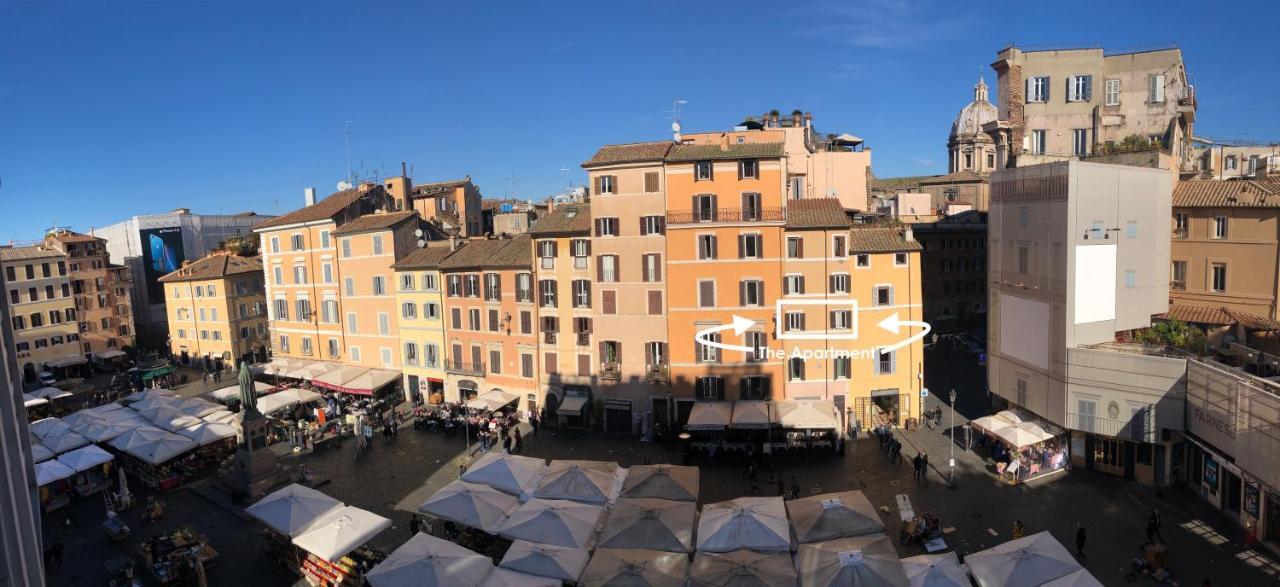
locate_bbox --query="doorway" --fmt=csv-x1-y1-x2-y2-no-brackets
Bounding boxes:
1224,470,1243,514
1092,436,1128,477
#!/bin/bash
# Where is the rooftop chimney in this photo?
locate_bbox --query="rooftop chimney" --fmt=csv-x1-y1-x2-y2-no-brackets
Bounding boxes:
304,187,317,207
903,226,915,242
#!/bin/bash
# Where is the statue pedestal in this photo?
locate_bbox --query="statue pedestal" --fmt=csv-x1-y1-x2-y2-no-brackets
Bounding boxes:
227,409,285,503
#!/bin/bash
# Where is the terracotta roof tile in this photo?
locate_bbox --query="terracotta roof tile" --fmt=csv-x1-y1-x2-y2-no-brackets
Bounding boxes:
0,246,64,262
918,170,987,185
439,235,531,270
253,187,368,230
786,198,851,229
332,211,417,235
46,231,101,243
665,142,785,162
529,203,591,235
1173,179,1280,208
391,244,457,270
582,142,672,168
412,178,471,197
158,255,261,283
1156,304,1280,330
847,226,923,253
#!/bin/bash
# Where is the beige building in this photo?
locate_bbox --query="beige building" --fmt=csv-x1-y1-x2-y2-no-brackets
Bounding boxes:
738,111,871,211
1189,141,1280,180
0,246,82,384
409,177,484,237
43,229,135,359
988,46,1196,171
159,253,267,369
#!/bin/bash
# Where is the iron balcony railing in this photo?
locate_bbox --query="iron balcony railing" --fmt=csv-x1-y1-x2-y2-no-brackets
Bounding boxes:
599,362,621,381
1066,411,1156,443
445,359,485,376
1170,279,1186,291
1173,227,1188,239
667,207,785,225
644,363,670,384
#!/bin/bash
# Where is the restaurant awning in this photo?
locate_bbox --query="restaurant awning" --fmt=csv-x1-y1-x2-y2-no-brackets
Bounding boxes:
210,381,271,402
557,395,588,416
47,355,88,368
22,394,48,408
93,349,127,360
730,401,778,429
686,402,732,431
283,360,339,380
776,400,839,430
313,366,399,395
256,388,323,415
467,389,519,412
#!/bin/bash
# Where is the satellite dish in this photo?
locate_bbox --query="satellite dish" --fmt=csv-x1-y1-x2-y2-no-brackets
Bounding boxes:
671,121,681,133
414,228,424,238
337,180,353,190
416,239,426,249
673,132,682,142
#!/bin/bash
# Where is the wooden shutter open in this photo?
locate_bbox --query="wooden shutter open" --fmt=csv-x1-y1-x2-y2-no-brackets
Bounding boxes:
647,290,662,315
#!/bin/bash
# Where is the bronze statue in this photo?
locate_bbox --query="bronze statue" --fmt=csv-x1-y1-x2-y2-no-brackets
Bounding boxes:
238,360,258,416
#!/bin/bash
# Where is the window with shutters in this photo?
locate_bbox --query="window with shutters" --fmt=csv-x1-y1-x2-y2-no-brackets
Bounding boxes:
490,349,502,374
544,352,558,374
741,192,762,220
598,255,619,282
447,275,461,297
830,309,852,330
641,254,661,282
1031,130,1046,155
596,218,619,237
698,333,721,363
738,233,762,259
515,273,532,302
423,273,438,291
786,236,803,259
1104,79,1120,106
377,312,390,335
894,252,908,266
856,254,870,268
291,234,305,251
833,356,851,379
829,273,850,294
488,309,500,331
538,279,557,307
571,239,590,269
875,349,896,374
278,334,290,353
596,175,616,194
520,310,532,334
790,176,805,199
294,299,311,321
521,353,534,377
273,299,289,321
832,235,847,258
696,376,724,400
270,237,281,254
1027,75,1049,103
875,285,893,306
739,159,758,179
697,235,717,260
423,343,438,367
695,161,713,181
784,274,804,295
640,216,665,235
468,308,481,330
328,338,340,359
1068,74,1092,102
1072,129,1089,157
372,275,386,295
372,235,384,255
464,274,480,297
644,341,666,367
694,194,716,222
484,273,501,301
572,280,591,308
294,265,307,284
788,356,805,381
744,331,767,362
450,308,461,329
698,280,716,308
322,263,333,284
644,171,660,193
646,290,661,315
740,280,764,306
538,241,556,269
322,299,338,323
785,311,805,332
1148,73,1165,103
603,290,618,314
404,342,418,365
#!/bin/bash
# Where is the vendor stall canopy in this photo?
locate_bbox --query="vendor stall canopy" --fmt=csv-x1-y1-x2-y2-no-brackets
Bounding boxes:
580,548,689,587
597,497,696,553
467,389,519,412
365,532,495,587
900,552,969,587
56,444,114,473
462,453,547,498
787,490,886,544
499,540,590,583
35,459,76,487
620,464,699,502
795,533,909,587
532,459,624,505
246,483,345,537
257,388,323,415
696,496,792,553
964,531,1085,587
496,498,605,549
418,480,519,534
292,505,392,563
689,550,798,587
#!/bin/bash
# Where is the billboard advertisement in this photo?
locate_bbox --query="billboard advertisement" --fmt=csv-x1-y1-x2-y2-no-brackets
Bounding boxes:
139,226,185,302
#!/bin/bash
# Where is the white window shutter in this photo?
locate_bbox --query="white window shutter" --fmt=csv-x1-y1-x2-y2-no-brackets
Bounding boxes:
1025,77,1034,102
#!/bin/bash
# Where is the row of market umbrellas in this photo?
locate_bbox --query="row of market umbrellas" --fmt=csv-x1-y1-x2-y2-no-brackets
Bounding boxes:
686,399,842,431
971,409,1062,449
34,444,115,486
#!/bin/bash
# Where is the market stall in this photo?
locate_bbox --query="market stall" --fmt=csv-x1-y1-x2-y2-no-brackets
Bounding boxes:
246,483,344,537
461,453,547,497
138,526,218,585
209,381,271,406
689,550,798,587
257,388,323,417
786,490,885,544
532,460,624,505
899,552,969,587
36,459,76,511
796,533,909,587
597,497,696,553
177,422,238,464
965,531,1083,587
417,480,519,534
291,506,392,585
481,568,560,587
466,389,519,412
620,464,699,502
495,498,604,549
685,401,732,450
31,443,54,464
696,496,792,553
312,365,399,399
124,389,176,404
107,427,199,489
42,429,92,454
30,416,71,440
971,410,1068,484
775,399,841,450
364,532,494,587
22,394,49,419
56,444,115,496
175,397,223,418
579,548,688,587
498,540,590,584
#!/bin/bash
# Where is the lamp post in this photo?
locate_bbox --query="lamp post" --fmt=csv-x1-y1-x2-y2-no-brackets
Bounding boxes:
949,388,957,488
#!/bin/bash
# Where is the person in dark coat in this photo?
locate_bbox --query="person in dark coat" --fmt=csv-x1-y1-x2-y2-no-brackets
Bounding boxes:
1075,522,1086,560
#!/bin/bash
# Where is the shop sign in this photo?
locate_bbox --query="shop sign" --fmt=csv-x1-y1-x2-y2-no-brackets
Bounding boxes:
1245,481,1260,518
1204,458,1219,495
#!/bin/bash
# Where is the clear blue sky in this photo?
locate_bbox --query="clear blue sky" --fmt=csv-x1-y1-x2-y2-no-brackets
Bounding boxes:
2,0,1277,241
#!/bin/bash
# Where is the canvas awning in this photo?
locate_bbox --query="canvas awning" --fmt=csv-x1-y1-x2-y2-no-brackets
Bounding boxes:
900,552,969,587
580,549,688,587
31,443,54,464
283,360,339,380
556,395,588,416
292,506,392,562
597,498,696,553
496,498,605,549
93,349,127,360
42,431,91,454
731,401,778,429
47,355,87,368
35,460,76,486
257,388,322,415
499,540,590,583
965,531,1082,587
157,414,204,433
697,496,791,553
467,389,519,412
210,381,270,402
31,387,72,400
29,417,69,440
796,534,909,587
620,464,699,502
246,483,344,538
991,422,1056,449
261,357,300,376
786,490,885,544
365,532,494,587
77,418,135,443
178,422,238,446
690,550,798,587
124,389,175,404
129,396,179,413
462,453,547,498
22,394,48,408
175,397,223,418
204,410,238,425
107,427,197,465
686,402,732,431
482,567,560,587
56,444,114,473
532,460,623,505
313,366,399,395
417,480,519,534
776,400,840,430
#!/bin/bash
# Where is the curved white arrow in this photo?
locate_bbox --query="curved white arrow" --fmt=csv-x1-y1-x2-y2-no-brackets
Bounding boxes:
875,313,932,355
694,315,759,353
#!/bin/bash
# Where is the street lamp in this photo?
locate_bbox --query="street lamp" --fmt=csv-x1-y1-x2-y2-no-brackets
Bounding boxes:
949,388,958,488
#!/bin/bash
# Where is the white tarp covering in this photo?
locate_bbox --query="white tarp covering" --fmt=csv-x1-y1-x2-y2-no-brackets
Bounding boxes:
580,548,689,587
42,430,91,454
246,483,343,538
178,422,237,446
31,386,71,399
29,417,70,439
47,355,87,368
125,391,177,408
56,444,114,473
991,422,1055,449
620,464,699,502
496,498,604,549
157,414,204,433
730,401,778,429
797,534,909,587
77,418,135,443
94,349,127,360
35,459,76,486
532,460,624,505
210,381,270,402
690,550,798,587
31,443,54,463
696,496,791,553
597,498,696,553
61,410,103,430
965,531,1081,587
284,361,338,380
686,402,732,431
1041,568,1105,587
481,567,560,587
365,532,494,587
136,404,183,424
175,397,223,418
900,552,969,587
257,388,323,416
499,540,590,583
261,357,300,376
776,400,839,429
786,490,885,544
292,506,392,563
462,453,546,498
417,480,519,534
86,402,126,414
107,427,197,465
203,410,238,425
467,389,519,412
22,394,48,408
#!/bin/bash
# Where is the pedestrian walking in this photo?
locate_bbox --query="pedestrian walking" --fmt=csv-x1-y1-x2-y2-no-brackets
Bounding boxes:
531,413,540,436
1075,522,1086,560
777,478,786,497
1148,509,1163,543
1012,520,1025,539
49,538,63,568
409,515,421,537
790,476,800,500
912,453,923,481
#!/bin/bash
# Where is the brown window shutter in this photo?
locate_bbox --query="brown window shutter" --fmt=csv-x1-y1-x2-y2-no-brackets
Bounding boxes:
739,281,747,306
452,344,462,365
699,281,713,307
594,219,602,237
797,238,804,258
691,195,699,220
639,217,647,236
615,341,622,364
594,176,601,195
644,342,653,365
490,350,501,374
711,236,718,259
520,311,531,334
522,353,533,378
645,171,659,193
471,345,482,367
603,290,617,314
596,256,604,282
799,275,805,294
613,255,621,282
647,290,662,315
738,235,746,259
653,254,661,281
545,352,557,375
578,354,590,376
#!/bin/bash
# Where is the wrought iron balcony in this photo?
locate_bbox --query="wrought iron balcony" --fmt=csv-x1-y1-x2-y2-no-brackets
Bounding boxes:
599,362,621,382
644,363,670,384
1173,227,1188,239
445,359,485,376
576,332,590,346
1170,279,1186,291
667,207,785,225
1066,411,1156,443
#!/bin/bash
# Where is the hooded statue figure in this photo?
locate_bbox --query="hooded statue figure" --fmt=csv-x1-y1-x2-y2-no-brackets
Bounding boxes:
238,360,258,416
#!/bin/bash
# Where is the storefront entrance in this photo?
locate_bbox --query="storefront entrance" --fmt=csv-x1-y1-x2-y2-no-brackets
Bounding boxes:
1266,492,1280,547
1224,470,1243,514
1089,436,1135,479
604,399,633,434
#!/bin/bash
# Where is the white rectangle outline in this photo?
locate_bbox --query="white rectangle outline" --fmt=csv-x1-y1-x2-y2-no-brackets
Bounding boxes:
775,298,859,340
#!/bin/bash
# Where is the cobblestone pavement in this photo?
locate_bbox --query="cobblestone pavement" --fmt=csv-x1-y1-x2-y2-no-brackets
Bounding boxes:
45,349,1279,586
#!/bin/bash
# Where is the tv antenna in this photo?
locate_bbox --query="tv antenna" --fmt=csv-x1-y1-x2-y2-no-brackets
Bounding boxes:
504,172,519,198
559,167,572,190
344,121,355,185
663,99,688,141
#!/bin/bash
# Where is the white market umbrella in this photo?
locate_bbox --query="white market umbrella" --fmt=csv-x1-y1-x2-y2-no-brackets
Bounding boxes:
128,395,178,412
687,402,732,431
176,397,223,418
797,534,909,587
533,460,622,505
620,464,699,502
496,498,604,549
499,540,590,583
598,498,696,553
786,491,885,544
965,531,1081,587
257,387,322,415
292,506,391,562
178,422,237,446
697,496,791,553
731,401,778,429
31,387,71,400
1041,568,1105,587
56,444,114,473
466,389,519,412
108,427,197,465
580,548,689,587
42,430,91,454
775,400,839,430
86,402,126,414
137,404,184,424
124,389,175,403
689,550,799,587
35,459,76,486
157,414,204,432
991,422,1053,449
61,411,104,430
29,417,70,440
22,394,49,409
900,552,969,587
462,453,546,498
204,410,238,424
31,443,54,463
209,382,268,403
481,567,560,587
418,480,519,534
366,532,493,587
246,483,344,537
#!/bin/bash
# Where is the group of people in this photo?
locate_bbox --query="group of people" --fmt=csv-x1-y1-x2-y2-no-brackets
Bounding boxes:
875,424,905,464
991,438,1068,483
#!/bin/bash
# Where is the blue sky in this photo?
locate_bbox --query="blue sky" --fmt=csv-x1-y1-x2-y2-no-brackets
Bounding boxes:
2,0,1277,241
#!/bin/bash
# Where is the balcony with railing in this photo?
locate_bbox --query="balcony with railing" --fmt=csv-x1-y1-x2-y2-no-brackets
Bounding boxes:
667,207,785,226
1170,279,1186,291
1066,411,1156,443
544,331,557,345
599,362,621,382
576,332,590,346
644,363,670,384
445,359,485,376
1173,227,1187,239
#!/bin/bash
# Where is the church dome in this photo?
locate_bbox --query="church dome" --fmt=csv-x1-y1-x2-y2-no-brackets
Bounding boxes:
950,77,998,140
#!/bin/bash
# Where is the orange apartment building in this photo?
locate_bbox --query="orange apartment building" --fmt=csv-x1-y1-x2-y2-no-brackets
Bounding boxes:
408,177,484,237
43,229,136,361
439,235,541,414
581,142,673,432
